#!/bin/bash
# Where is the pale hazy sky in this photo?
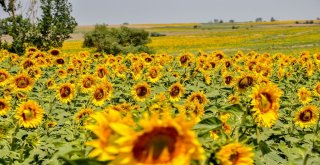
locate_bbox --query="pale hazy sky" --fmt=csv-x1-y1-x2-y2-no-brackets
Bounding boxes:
69,0,320,25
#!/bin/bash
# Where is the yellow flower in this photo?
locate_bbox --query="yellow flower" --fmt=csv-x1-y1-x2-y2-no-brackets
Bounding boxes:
56,83,76,103
11,73,34,92
187,91,208,105
0,69,10,86
92,83,113,106
294,105,319,128
250,83,283,128
179,101,205,122
216,142,254,165
235,72,257,92
168,82,185,102
222,72,234,86
74,108,94,124
314,82,320,97
110,113,204,165
115,64,127,79
147,66,162,83
95,65,110,79
228,94,240,104
297,87,312,104
177,53,194,67
49,48,61,56
0,98,10,116
80,74,96,93
15,100,44,128
132,82,151,102
54,57,66,67
21,59,36,69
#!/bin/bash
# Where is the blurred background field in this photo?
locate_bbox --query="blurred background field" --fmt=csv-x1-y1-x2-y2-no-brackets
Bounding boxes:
63,20,320,55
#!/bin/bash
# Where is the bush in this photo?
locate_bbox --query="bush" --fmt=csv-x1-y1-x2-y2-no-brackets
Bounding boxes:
83,24,154,55
150,32,166,37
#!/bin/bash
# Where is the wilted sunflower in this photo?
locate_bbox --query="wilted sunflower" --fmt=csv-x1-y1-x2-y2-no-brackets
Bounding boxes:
56,83,76,103
187,91,208,105
168,82,185,102
15,100,44,128
0,69,10,86
297,87,312,104
132,82,151,102
147,66,162,83
250,83,283,128
12,73,34,92
216,142,254,165
0,98,10,116
109,113,204,165
49,48,61,56
294,105,319,128
80,74,96,93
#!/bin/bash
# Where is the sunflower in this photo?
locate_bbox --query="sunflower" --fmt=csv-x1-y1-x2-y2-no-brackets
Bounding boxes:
56,69,67,78
115,64,127,79
26,46,38,53
54,57,66,67
177,53,194,67
56,83,76,103
15,100,44,128
109,113,204,165
314,82,320,97
11,73,34,92
216,142,254,165
49,48,61,56
0,69,10,86
80,74,96,93
228,94,240,104
27,67,42,80
132,82,151,102
179,101,205,122
235,72,256,92
0,98,10,116
92,83,112,106
86,110,126,161
74,108,94,125
250,83,283,128
222,72,234,86
96,65,109,79
168,82,185,102
130,62,143,80
22,59,35,69
147,66,162,83
297,87,312,104
187,91,208,105
294,105,319,128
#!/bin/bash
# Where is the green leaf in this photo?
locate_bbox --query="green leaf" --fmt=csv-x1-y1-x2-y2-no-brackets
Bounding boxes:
259,141,271,155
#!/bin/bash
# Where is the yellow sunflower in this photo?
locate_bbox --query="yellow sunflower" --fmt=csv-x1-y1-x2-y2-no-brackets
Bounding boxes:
56,83,76,103
147,66,162,83
109,113,205,165
22,59,35,69
92,83,112,106
11,73,34,92
54,57,66,67
297,87,312,104
115,64,127,79
250,83,283,128
80,74,96,93
74,108,94,125
179,101,205,122
0,98,10,116
177,53,194,67
235,72,257,92
314,82,320,97
222,72,234,86
49,48,61,56
294,105,319,128
216,142,254,165
132,82,151,102
0,69,10,86
15,100,44,128
228,94,240,104
187,91,208,105
168,82,185,102
95,65,109,79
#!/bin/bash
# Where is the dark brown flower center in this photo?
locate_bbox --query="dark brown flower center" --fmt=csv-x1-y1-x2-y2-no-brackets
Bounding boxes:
50,50,60,56
216,54,223,60
136,86,147,97
225,76,233,85
180,55,188,64
229,151,240,164
210,62,216,68
145,57,152,62
98,68,107,78
83,78,93,88
0,102,5,110
60,86,71,98
238,76,253,89
94,88,104,100
0,73,8,82
225,61,231,68
56,59,65,64
170,86,180,97
258,92,273,113
150,69,158,78
132,127,178,163
299,109,313,122
16,77,30,88
23,60,34,69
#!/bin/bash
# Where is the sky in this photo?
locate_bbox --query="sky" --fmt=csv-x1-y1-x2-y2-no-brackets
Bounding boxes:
69,0,320,25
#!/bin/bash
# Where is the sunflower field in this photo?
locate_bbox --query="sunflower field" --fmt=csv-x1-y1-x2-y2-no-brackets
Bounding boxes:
0,47,320,165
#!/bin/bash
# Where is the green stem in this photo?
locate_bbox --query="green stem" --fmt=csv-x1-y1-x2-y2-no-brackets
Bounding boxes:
312,117,320,149
302,153,309,165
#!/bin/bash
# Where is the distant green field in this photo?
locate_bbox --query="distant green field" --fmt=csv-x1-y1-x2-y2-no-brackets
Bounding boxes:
64,20,320,55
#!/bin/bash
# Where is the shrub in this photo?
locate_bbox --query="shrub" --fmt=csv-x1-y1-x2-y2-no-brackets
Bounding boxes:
83,24,154,55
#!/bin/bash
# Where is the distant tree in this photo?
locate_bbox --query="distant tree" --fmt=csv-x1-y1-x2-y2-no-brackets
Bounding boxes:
219,20,223,23
270,17,276,22
229,19,235,23
255,17,263,22
123,22,129,25
214,19,219,23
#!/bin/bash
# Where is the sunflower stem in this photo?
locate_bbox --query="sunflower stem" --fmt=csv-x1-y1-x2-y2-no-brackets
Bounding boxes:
302,153,309,165
312,117,320,149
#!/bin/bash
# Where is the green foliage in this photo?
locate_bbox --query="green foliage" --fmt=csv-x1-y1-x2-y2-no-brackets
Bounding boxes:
83,24,154,55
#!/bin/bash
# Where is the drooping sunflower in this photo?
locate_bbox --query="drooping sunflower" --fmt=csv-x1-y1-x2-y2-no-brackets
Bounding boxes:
147,66,162,83
110,113,205,165
250,83,283,128
187,91,208,105
168,82,185,102
80,74,96,93
216,142,254,165
56,83,76,103
132,82,151,102
26,46,38,53
297,87,312,104
15,100,44,128
0,98,10,116
11,73,34,92
294,105,319,128
0,69,10,86
49,48,61,56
